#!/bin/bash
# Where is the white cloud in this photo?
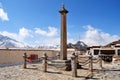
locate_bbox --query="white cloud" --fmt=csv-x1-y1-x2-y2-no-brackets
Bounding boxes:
0,27,59,47
35,28,46,35
0,25,119,47
35,26,58,37
35,38,60,47
0,8,9,21
0,31,19,40
0,27,32,42
19,27,33,38
67,38,76,44
81,25,120,46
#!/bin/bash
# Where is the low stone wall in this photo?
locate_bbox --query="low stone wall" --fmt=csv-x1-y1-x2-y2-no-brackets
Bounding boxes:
0,49,56,64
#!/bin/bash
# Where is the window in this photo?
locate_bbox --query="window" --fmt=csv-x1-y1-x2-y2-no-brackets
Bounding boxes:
118,49,120,56
94,50,99,55
101,50,115,55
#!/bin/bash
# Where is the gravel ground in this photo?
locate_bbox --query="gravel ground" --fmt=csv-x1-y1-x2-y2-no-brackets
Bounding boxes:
0,62,120,80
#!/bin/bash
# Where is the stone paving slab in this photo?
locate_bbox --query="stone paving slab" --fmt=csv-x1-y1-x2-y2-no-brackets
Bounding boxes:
0,62,120,80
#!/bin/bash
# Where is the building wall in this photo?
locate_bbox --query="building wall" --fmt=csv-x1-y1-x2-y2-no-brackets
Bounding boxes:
0,49,75,64
0,49,56,64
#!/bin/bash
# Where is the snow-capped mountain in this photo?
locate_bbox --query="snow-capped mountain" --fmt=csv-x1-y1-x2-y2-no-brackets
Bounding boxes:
67,41,87,51
0,34,27,48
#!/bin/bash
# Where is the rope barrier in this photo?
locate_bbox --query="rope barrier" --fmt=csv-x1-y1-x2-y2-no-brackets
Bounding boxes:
78,58,91,66
25,54,58,63
80,59,91,66
78,58,90,63
46,55,58,61
77,56,102,67
92,59,100,63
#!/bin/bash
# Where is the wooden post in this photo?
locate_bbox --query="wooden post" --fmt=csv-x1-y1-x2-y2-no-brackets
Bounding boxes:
42,53,48,72
88,51,91,69
75,52,78,63
57,52,60,60
98,50,102,69
23,53,27,69
89,55,91,70
71,53,77,77
89,53,93,78
99,55,102,69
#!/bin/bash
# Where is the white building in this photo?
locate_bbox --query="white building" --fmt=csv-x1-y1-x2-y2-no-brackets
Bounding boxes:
87,40,120,62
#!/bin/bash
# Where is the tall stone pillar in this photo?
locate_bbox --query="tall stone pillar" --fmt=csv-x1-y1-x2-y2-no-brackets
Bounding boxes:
49,4,71,71
59,4,68,60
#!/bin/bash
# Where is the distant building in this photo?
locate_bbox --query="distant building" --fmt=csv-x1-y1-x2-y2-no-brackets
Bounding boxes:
87,40,120,62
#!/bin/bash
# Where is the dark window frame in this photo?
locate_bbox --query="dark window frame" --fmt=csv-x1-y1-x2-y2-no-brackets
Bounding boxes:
94,50,99,55
118,49,120,56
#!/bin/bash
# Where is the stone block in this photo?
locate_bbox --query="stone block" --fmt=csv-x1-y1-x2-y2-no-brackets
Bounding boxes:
48,60,71,71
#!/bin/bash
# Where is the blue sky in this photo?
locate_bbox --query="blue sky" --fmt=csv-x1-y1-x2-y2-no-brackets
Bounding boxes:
0,0,120,47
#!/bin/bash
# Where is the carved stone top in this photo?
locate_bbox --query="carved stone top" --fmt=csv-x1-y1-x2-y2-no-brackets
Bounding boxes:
59,4,68,14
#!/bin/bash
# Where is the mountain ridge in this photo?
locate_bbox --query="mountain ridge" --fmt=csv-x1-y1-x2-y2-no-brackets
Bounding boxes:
0,34,27,48
67,41,87,51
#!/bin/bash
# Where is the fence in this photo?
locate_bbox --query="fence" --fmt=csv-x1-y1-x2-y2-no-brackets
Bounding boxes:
22,52,103,78
22,52,59,70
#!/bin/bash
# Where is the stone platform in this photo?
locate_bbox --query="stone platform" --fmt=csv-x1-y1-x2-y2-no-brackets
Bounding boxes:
48,60,71,71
